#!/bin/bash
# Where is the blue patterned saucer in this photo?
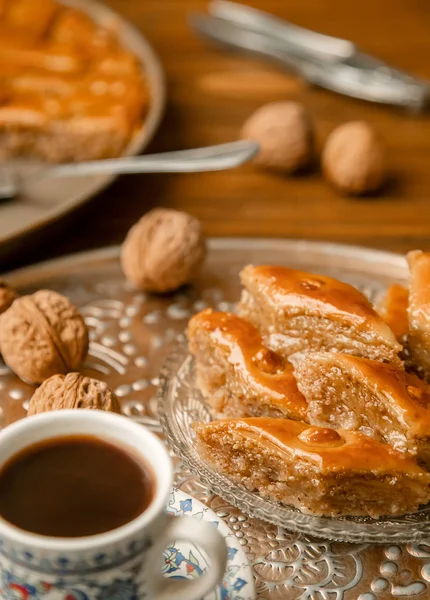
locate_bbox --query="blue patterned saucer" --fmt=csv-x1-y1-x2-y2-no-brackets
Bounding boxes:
164,488,255,600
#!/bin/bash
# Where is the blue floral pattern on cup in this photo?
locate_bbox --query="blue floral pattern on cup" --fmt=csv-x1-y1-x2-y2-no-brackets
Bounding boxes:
0,537,152,575
165,489,255,600
0,489,253,600
1,569,142,599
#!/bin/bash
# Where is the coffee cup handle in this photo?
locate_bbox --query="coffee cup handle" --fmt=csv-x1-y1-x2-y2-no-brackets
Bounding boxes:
150,514,228,600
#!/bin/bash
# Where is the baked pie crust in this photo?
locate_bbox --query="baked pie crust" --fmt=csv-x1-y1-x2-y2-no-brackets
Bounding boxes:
188,309,307,420
194,417,430,517
238,265,401,363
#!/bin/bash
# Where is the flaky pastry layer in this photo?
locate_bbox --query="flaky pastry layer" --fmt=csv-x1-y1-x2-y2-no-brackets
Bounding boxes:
238,265,401,364
293,352,430,465
188,309,307,420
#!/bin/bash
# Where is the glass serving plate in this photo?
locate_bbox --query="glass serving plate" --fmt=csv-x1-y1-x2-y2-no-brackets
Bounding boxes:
158,342,430,544
157,241,430,544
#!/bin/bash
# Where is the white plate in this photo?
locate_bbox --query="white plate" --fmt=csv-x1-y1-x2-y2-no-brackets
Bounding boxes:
164,488,255,600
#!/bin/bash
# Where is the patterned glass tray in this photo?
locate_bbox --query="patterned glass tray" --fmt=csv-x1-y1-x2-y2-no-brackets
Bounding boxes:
158,342,430,544
4,239,430,599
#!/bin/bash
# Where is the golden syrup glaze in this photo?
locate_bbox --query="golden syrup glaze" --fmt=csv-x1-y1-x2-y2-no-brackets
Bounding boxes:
240,265,401,345
298,426,344,447
407,251,430,343
0,0,147,139
378,283,409,342
188,309,308,418
2,0,58,38
307,352,430,436
199,417,428,474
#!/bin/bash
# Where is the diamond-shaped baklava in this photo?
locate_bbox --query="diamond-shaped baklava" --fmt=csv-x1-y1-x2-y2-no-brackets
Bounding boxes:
292,351,430,466
194,417,430,517
188,309,307,420
238,265,401,363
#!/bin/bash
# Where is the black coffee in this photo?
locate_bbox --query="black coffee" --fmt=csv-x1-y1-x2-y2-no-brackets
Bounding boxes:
0,435,154,537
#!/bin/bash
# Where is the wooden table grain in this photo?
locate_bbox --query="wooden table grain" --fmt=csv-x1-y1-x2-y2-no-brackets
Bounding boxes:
21,0,430,268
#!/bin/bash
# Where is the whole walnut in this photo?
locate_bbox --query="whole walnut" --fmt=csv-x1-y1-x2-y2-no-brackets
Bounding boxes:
27,373,121,416
0,290,89,384
121,208,206,293
0,280,17,315
322,120,386,195
241,101,314,173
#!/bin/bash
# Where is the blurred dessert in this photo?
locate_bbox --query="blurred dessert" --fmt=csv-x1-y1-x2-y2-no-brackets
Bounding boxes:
0,289,88,384
27,372,121,415
194,417,430,517
0,0,148,162
188,309,308,419
238,265,401,363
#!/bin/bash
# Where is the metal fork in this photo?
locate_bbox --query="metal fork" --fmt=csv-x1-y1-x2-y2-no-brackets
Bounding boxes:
0,140,259,200
191,0,429,111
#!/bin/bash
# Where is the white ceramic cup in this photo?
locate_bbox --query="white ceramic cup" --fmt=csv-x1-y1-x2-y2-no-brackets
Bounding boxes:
0,410,228,600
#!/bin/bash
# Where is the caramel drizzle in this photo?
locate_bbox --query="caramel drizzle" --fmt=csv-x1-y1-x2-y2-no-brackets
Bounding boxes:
331,354,430,436
213,417,425,474
0,0,146,131
241,265,399,342
378,283,409,341
193,309,307,417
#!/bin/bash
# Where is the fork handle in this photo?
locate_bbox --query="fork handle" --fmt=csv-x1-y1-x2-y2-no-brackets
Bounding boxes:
27,140,260,182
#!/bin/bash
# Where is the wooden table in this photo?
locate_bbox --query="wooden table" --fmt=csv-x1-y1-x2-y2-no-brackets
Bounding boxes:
22,0,430,268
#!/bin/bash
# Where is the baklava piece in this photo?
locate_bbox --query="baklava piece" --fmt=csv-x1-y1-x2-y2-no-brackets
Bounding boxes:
188,309,307,420
0,0,148,162
238,265,401,363
407,250,430,380
194,417,430,517
293,351,430,465
377,283,409,343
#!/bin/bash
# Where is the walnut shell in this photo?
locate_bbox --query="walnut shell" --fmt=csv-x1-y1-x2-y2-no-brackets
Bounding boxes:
27,373,121,416
241,101,314,173
121,208,206,293
322,120,386,195
0,280,17,315
0,290,89,384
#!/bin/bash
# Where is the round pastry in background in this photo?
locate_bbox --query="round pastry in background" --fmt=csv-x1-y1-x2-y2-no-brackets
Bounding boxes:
0,280,17,315
322,120,386,195
0,290,89,384
121,208,206,293
27,373,121,416
240,101,315,173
